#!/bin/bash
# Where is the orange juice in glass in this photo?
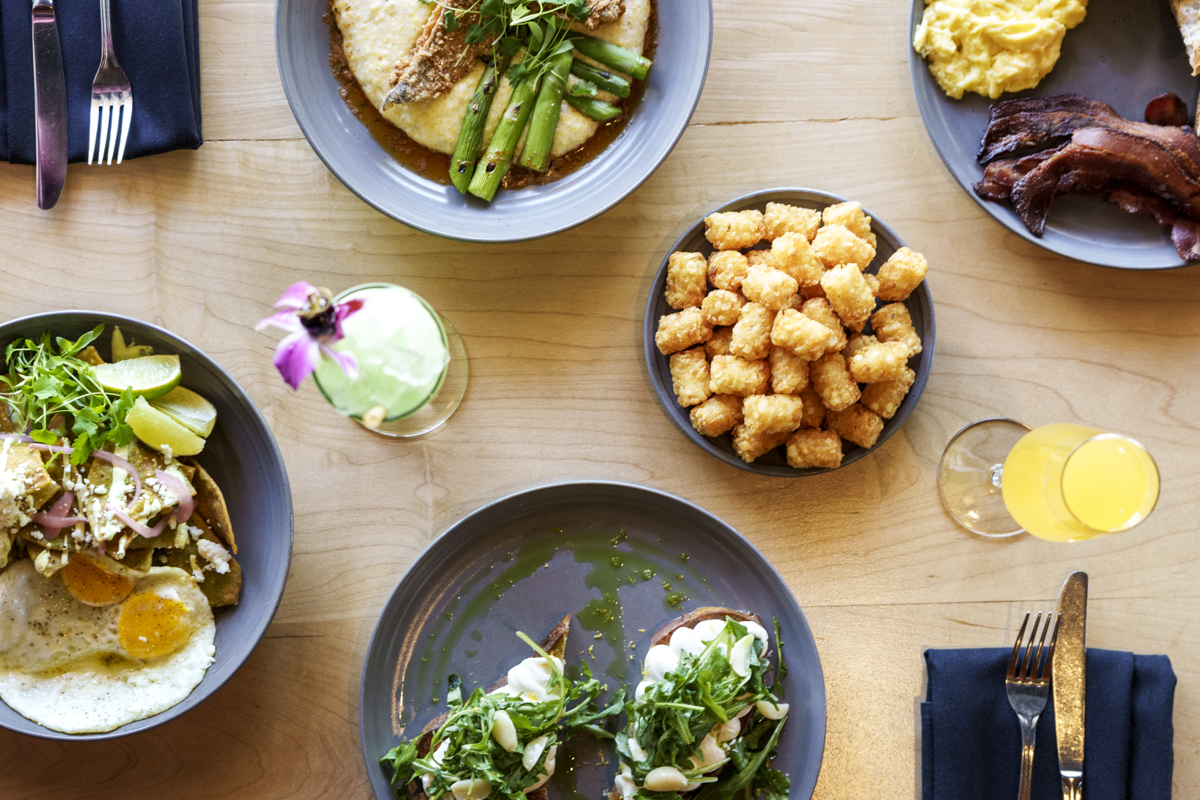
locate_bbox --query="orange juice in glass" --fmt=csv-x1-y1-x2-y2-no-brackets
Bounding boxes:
937,418,1160,540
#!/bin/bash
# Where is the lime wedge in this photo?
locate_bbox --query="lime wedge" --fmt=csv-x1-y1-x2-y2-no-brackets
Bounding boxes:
111,326,154,361
93,355,181,399
150,387,217,437
126,397,205,456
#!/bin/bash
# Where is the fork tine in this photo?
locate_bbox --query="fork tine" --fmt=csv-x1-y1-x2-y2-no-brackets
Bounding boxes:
1032,612,1054,680
1007,612,1030,678
115,94,132,165
105,98,121,165
88,97,99,165
1020,612,1043,679
1043,614,1059,680
96,96,112,167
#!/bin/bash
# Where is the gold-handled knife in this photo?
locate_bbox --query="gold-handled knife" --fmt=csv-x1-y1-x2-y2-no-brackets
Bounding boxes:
1053,571,1088,800
32,0,68,210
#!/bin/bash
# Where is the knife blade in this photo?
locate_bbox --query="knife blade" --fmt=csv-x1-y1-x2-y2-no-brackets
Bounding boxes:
1053,571,1088,800
32,0,68,210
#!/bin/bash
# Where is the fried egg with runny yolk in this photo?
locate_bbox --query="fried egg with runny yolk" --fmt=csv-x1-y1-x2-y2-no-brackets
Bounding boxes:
0,559,215,733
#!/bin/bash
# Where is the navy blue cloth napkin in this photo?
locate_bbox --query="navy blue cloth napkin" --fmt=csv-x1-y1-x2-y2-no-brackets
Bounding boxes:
0,0,200,164
922,648,1176,800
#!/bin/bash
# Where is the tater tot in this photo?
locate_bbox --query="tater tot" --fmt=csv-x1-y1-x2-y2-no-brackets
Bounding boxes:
848,341,911,383
701,289,744,327
811,223,876,271
665,252,707,309
800,298,848,352
709,355,770,396
826,404,884,449
768,232,825,287
690,394,744,437
731,424,791,463
798,386,826,428
770,309,838,360
842,332,879,361
730,303,775,361
769,346,810,394
707,250,750,292
822,202,877,249
706,326,733,358
765,202,821,242
864,273,880,298
740,264,799,311
669,348,711,407
810,352,860,411
743,395,807,435
801,283,827,301
861,366,916,420
877,247,929,301
746,249,772,268
656,308,712,354
786,429,843,469
871,303,922,356
705,210,765,250
820,264,876,325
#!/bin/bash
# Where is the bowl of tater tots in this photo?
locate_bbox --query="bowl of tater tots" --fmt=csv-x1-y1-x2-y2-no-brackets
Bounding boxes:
643,189,936,475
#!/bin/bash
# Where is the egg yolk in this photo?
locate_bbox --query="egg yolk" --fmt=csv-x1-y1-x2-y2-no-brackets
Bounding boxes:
118,593,192,660
60,555,137,607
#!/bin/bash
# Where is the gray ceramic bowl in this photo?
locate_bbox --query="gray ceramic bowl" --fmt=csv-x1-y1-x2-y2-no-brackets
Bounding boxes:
276,1,712,242
643,188,936,476
0,311,293,740
359,481,826,800
909,0,1198,269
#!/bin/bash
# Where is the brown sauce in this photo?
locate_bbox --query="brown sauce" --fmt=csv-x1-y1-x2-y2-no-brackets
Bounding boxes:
325,2,658,190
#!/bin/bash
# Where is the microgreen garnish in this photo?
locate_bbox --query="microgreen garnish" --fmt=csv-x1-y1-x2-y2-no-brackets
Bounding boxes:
1,325,136,464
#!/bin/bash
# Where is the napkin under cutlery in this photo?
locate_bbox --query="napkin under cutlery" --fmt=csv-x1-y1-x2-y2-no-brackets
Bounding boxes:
0,0,201,164
923,648,1176,800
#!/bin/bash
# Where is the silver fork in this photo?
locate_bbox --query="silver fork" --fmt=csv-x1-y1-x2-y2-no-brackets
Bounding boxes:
1005,612,1058,800
88,0,133,165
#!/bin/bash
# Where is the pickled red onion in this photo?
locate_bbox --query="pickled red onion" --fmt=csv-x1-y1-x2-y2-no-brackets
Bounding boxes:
89,450,143,506
107,503,172,539
31,491,86,539
0,434,34,443
155,471,194,523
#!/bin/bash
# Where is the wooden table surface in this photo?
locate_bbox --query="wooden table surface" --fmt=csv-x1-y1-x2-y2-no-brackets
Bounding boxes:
2,0,1199,797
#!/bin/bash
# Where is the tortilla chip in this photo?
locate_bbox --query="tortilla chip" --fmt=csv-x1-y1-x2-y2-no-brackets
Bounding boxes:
7,443,59,511
158,516,241,607
1172,0,1200,76
184,460,236,553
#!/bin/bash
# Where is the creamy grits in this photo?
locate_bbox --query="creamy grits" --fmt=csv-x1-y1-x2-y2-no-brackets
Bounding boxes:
332,0,651,159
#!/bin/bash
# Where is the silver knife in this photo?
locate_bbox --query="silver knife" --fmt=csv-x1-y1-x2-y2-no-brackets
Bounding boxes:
32,0,68,210
1053,571,1088,800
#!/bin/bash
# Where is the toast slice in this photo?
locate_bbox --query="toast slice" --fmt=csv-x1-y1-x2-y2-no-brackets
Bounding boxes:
1172,0,1200,76
404,614,572,800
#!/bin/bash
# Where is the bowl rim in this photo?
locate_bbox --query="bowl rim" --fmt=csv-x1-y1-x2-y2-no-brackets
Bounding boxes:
274,0,715,243
0,310,295,740
642,187,938,477
357,479,828,800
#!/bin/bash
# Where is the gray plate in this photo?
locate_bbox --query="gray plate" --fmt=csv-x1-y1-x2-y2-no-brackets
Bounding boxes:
0,311,294,740
275,1,712,242
909,0,1200,269
359,481,826,800
643,188,936,476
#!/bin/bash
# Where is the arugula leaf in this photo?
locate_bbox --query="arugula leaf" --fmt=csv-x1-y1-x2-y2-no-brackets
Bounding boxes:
380,740,420,792
692,717,787,800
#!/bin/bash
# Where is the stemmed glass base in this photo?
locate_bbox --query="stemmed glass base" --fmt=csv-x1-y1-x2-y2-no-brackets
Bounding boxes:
936,418,1031,538
356,313,469,439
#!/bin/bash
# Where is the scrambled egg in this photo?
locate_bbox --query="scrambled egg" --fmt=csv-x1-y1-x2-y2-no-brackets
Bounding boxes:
913,0,1088,100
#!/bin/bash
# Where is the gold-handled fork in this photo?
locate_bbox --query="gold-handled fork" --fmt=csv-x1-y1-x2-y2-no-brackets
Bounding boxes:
1005,612,1058,800
87,0,133,164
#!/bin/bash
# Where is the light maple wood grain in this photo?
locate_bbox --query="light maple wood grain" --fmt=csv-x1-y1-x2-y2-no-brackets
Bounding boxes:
1,0,1199,798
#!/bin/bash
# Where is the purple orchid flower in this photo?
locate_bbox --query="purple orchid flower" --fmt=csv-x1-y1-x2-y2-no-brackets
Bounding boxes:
255,281,364,390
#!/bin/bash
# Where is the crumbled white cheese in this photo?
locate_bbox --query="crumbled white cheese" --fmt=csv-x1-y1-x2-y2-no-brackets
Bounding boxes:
197,539,231,575
189,554,205,583
160,444,173,459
